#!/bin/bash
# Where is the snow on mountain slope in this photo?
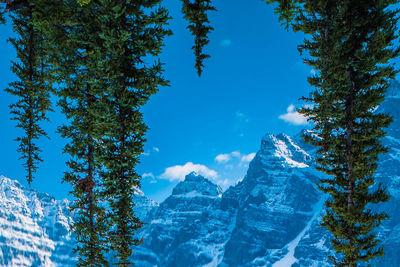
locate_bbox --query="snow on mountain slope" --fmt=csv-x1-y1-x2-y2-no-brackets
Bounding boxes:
0,175,158,267
0,175,75,266
220,133,322,266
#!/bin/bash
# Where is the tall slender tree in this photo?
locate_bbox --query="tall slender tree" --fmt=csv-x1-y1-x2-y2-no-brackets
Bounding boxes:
92,0,171,264
37,0,111,264
6,1,52,185
267,0,399,265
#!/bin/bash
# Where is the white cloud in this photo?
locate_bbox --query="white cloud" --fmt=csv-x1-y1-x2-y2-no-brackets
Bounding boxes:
142,172,155,179
231,151,241,157
141,152,150,156
220,39,232,47
241,152,256,163
153,147,160,152
215,153,231,163
279,104,309,126
159,162,218,182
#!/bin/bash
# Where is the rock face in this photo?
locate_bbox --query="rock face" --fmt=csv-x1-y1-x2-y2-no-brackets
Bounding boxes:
220,133,322,267
134,172,234,267
2,82,400,266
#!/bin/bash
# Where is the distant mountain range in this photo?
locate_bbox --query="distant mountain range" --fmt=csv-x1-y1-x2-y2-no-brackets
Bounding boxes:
2,81,400,266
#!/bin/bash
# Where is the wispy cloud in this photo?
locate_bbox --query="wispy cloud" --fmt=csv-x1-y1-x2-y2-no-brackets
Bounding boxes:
215,151,242,163
241,152,256,163
142,172,157,184
231,151,241,157
141,146,160,157
215,153,231,163
142,172,155,179
279,104,309,126
220,39,232,47
159,162,218,182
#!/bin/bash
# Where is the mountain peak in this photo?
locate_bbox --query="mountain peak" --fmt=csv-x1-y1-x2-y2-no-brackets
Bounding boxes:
259,133,311,169
171,172,222,197
184,171,204,181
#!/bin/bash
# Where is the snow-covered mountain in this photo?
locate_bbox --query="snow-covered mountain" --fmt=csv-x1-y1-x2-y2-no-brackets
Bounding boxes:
0,175,75,266
2,82,400,266
0,175,158,267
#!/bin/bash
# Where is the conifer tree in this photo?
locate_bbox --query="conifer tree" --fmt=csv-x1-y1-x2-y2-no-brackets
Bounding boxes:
5,1,52,184
36,0,111,264
181,0,216,76
92,0,171,264
58,82,110,266
267,0,399,265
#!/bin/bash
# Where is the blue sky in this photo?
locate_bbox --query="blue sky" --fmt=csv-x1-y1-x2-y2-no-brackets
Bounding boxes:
0,0,314,202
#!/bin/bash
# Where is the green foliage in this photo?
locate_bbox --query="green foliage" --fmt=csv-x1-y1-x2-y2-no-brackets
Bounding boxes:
265,0,297,30
3,0,201,264
58,82,110,266
77,0,90,5
267,0,399,265
32,0,171,264
5,3,52,185
91,0,171,264
33,0,111,264
181,0,216,76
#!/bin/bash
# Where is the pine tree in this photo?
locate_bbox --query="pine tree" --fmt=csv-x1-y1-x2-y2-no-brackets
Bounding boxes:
181,0,216,76
31,0,112,264
5,1,52,185
267,0,399,265
92,0,171,264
